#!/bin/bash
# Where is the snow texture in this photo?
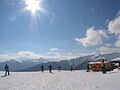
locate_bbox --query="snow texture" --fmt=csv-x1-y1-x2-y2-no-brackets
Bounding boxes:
0,70,120,90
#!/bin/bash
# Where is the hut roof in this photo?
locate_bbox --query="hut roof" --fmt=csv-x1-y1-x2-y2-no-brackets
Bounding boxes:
89,61,107,64
110,58,120,63
111,58,120,61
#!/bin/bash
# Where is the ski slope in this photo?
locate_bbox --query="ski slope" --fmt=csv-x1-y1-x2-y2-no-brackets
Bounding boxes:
0,70,120,90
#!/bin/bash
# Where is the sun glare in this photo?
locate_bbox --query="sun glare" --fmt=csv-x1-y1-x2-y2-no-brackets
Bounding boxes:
23,0,43,15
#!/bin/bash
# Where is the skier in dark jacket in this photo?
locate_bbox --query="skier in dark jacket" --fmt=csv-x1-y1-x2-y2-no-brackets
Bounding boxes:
86,64,90,72
4,64,10,76
70,65,73,72
48,64,52,73
58,66,61,72
41,65,44,72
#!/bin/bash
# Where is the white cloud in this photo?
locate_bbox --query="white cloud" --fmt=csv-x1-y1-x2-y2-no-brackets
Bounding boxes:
47,48,60,56
96,46,120,54
0,51,42,61
54,53,60,55
97,46,112,52
108,11,120,48
43,55,79,61
75,27,108,47
47,51,60,55
49,48,59,51
115,35,120,47
18,51,42,59
67,53,72,55
107,11,120,48
105,44,112,47
0,51,79,61
115,41,120,47
108,13,120,34
0,54,17,61
47,52,53,54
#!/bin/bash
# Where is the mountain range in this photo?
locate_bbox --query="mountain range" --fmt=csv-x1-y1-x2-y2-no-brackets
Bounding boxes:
0,52,120,72
18,52,120,72
0,58,49,71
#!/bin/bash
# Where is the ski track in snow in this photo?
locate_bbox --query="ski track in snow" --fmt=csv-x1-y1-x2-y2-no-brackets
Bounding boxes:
0,70,120,90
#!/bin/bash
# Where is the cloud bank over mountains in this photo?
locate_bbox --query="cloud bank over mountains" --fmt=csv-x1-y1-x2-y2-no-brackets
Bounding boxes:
0,51,79,62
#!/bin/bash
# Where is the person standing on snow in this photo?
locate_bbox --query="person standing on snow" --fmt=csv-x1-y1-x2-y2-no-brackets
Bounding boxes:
41,65,44,72
58,66,61,72
70,65,73,72
101,59,106,74
48,64,52,73
86,64,90,72
4,64,10,76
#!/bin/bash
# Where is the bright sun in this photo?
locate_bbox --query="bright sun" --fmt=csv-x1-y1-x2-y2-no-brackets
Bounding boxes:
23,0,43,15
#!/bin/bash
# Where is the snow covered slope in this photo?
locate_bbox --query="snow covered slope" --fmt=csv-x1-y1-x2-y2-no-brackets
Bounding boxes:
0,70,120,90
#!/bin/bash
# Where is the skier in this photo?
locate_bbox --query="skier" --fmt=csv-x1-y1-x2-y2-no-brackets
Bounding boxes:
101,59,106,74
41,65,44,72
70,65,73,72
86,64,90,72
48,64,52,73
4,64,10,76
110,63,114,71
58,66,61,72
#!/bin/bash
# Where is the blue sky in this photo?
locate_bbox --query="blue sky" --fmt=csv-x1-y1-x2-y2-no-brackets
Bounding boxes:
0,0,120,61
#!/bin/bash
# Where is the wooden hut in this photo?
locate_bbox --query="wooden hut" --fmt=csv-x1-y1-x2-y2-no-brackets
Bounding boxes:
89,59,112,72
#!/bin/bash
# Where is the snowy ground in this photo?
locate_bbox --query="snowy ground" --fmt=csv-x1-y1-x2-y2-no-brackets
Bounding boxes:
0,70,120,90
